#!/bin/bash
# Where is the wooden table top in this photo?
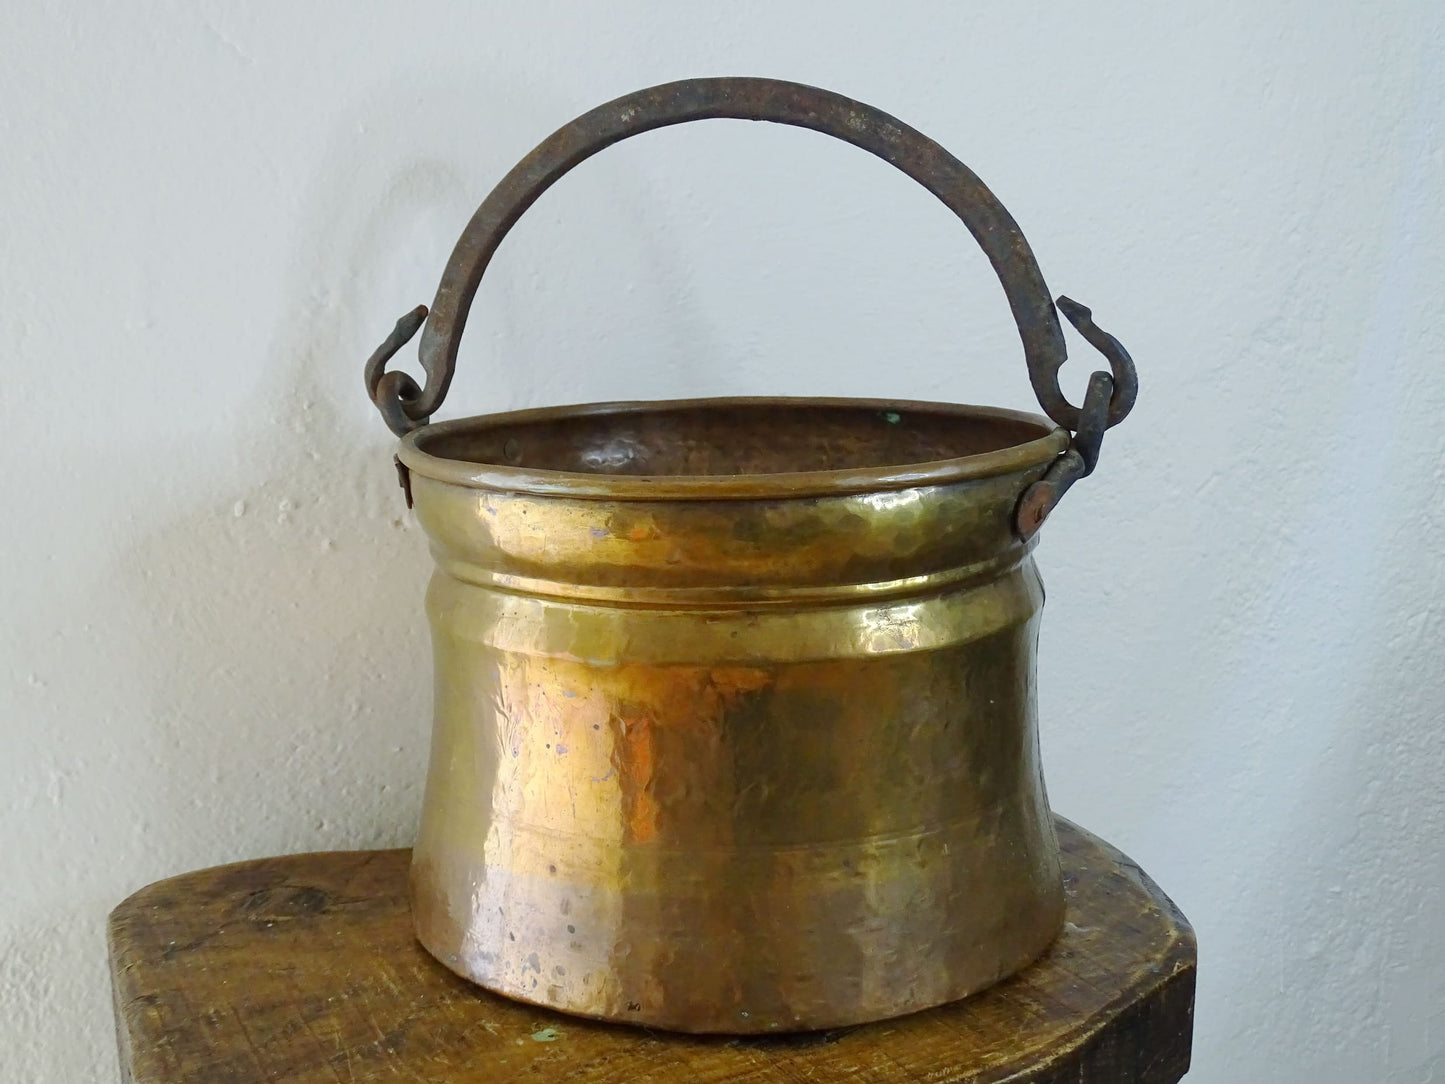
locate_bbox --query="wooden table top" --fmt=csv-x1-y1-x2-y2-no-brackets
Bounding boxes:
108,817,1195,1082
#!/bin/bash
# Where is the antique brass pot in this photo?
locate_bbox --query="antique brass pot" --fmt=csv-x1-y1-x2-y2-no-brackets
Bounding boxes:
364,78,1138,1033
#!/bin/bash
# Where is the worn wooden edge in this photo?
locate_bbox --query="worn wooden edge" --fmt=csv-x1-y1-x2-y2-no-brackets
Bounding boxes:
108,917,137,1084
107,817,1196,1083
952,819,1196,1083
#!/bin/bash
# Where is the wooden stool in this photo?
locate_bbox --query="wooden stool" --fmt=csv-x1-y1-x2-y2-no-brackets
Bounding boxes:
108,817,1195,1082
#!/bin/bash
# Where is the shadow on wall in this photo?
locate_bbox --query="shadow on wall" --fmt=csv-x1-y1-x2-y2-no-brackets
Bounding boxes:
0,77,562,1083
109,66,713,868
39,67,722,1081
1,93,435,1084
106,165,452,868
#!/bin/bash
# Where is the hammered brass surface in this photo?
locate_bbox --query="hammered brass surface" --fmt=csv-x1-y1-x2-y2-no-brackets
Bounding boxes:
402,398,1070,1033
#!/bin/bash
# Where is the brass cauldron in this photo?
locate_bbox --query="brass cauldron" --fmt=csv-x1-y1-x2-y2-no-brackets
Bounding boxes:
363,78,1138,1033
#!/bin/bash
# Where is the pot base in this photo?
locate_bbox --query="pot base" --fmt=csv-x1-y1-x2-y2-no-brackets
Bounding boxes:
411,817,1064,1034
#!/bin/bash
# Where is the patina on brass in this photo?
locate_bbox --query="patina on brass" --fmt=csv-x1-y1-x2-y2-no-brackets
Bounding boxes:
364,78,1140,1033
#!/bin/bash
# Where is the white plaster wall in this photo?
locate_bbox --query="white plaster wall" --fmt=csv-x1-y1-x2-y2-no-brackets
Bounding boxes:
2,2,1442,1080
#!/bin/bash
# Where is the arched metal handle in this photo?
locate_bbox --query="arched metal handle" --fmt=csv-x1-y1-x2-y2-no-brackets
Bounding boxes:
366,77,1136,437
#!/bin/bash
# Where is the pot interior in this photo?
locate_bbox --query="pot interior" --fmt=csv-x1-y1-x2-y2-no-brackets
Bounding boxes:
412,399,1055,479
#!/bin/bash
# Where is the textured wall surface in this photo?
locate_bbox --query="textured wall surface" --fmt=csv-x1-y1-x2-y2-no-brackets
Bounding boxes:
2,3,1442,1080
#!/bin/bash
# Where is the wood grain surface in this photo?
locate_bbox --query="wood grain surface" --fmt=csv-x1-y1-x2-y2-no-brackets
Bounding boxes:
108,818,1195,1083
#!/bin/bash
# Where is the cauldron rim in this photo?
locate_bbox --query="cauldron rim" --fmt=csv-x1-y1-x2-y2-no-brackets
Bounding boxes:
398,395,1067,501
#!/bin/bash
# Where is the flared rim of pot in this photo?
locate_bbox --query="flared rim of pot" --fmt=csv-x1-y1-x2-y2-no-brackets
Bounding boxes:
397,396,1069,501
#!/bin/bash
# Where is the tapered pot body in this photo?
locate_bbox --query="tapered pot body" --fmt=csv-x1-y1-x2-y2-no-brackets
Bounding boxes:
401,397,1070,1033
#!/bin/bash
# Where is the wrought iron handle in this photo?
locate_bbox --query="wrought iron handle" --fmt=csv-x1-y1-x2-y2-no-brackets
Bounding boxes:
365,77,1137,472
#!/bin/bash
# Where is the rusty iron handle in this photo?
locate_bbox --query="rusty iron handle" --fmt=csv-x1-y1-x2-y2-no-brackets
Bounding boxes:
367,77,1135,439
